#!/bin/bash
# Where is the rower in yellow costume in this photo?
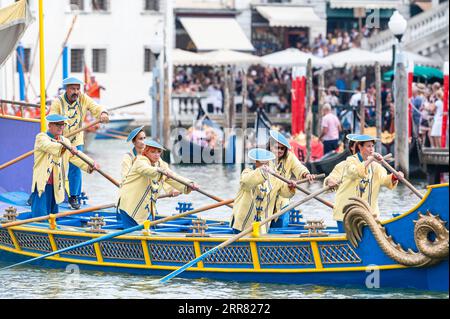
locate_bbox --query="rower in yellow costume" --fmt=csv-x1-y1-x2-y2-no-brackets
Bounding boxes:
31,114,98,217
117,140,198,228
230,148,296,234
121,126,146,181
268,130,315,227
323,133,359,190
49,77,109,209
329,135,403,232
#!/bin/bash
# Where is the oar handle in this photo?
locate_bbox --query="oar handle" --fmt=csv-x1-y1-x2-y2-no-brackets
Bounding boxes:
58,140,120,188
380,159,423,199
157,168,234,208
1,203,116,228
269,170,334,209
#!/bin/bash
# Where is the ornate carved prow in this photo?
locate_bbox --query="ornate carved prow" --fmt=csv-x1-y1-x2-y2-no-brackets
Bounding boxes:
343,198,449,268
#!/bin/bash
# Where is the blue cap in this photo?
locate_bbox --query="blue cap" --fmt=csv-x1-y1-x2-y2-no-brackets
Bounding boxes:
63,77,84,86
248,148,276,162
46,114,68,123
353,134,380,142
144,139,165,150
127,126,145,142
346,134,360,141
269,130,292,150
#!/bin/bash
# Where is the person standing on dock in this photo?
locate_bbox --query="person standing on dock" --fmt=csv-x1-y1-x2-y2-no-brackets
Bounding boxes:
230,148,296,234
117,140,198,228
49,77,109,210
328,135,403,232
30,115,98,218
268,130,315,227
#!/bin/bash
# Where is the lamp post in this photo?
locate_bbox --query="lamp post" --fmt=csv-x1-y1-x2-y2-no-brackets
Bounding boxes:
389,10,409,177
149,29,163,142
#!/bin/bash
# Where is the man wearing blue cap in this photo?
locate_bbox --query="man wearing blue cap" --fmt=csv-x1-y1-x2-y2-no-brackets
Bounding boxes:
117,139,198,227
49,76,109,209
30,114,98,217
230,148,296,234
331,135,403,232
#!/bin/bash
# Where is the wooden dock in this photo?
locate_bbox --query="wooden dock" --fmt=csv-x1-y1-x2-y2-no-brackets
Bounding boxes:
418,147,449,184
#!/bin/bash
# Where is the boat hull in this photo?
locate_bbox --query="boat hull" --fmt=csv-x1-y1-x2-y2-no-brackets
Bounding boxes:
0,184,448,292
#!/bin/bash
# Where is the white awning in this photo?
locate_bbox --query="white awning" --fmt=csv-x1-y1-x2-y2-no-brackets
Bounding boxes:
329,0,401,9
172,49,211,66
179,17,254,52
255,6,323,28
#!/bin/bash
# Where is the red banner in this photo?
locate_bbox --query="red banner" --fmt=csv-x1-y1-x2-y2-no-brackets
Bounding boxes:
291,75,299,135
408,72,413,139
298,76,306,134
442,73,449,147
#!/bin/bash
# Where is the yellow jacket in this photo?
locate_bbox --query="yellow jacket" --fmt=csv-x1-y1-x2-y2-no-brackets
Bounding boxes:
49,93,106,147
118,156,193,224
323,160,347,190
271,151,310,213
31,133,93,204
121,150,137,182
230,167,295,234
332,154,398,221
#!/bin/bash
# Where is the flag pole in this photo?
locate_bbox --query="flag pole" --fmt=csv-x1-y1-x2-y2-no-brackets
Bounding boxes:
38,0,46,132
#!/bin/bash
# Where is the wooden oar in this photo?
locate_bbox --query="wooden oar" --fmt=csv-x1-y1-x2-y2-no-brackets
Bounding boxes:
0,198,234,271
379,158,423,199
159,186,331,283
94,131,127,140
268,170,333,209
294,173,326,184
0,119,101,171
105,129,128,136
0,203,116,229
106,100,145,112
157,168,234,209
58,140,120,187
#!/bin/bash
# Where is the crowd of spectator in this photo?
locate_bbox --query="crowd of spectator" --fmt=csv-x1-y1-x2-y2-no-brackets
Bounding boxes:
411,82,447,148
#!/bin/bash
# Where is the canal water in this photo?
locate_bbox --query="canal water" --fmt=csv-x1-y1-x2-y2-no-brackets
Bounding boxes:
0,139,447,299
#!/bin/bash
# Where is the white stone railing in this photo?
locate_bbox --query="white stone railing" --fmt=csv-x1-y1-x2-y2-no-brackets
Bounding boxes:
363,1,449,53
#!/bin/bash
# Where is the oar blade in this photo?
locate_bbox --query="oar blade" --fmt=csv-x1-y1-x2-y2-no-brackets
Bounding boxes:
159,247,218,284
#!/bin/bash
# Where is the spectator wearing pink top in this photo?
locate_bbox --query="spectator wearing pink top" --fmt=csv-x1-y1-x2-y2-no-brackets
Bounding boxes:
320,103,342,154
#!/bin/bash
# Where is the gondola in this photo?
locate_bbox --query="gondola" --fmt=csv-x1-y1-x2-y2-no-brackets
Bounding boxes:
171,109,236,165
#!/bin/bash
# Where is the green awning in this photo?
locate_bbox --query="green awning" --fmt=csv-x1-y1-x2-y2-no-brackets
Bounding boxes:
383,65,444,82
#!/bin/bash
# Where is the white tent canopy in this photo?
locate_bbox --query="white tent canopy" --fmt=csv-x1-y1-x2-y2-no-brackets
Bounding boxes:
201,50,262,67
262,48,330,68
374,50,441,67
324,48,383,68
0,0,32,67
172,49,211,66
179,17,254,52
